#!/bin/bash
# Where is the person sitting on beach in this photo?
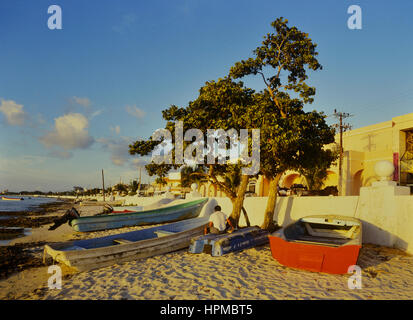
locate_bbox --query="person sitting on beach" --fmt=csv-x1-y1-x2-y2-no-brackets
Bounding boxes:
204,205,235,235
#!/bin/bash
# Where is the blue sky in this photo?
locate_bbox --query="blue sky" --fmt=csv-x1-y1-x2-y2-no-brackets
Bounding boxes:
0,0,412,192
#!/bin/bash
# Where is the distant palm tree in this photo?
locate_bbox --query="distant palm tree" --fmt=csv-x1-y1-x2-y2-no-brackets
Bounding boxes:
113,183,128,194
180,166,207,187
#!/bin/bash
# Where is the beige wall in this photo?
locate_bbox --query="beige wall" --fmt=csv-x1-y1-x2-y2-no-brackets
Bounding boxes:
277,112,413,195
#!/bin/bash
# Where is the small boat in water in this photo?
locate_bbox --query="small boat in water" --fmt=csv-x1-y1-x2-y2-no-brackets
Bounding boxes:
44,215,211,271
70,198,208,232
189,226,269,256
268,215,362,274
1,196,23,201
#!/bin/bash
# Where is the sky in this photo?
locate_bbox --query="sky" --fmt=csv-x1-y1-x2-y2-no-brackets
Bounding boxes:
0,0,412,192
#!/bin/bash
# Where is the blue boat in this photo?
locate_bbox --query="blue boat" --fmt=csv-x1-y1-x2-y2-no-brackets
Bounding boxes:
189,226,270,256
70,198,208,232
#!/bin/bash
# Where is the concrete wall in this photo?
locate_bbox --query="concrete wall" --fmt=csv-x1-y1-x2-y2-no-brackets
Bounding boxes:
212,196,359,228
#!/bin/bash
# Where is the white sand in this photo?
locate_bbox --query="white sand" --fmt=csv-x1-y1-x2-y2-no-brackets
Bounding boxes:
1,205,413,300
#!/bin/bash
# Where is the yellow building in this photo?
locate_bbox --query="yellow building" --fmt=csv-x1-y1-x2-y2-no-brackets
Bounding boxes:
266,112,413,196
151,172,192,195
197,112,413,197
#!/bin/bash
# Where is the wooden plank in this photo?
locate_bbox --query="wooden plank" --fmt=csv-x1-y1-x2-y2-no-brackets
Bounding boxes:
291,239,340,247
304,223,351,239
295,234,347,245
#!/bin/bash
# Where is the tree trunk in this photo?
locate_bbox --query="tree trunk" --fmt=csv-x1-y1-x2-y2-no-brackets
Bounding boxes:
230,174,250,227
241,207,251,227
261,172,282,231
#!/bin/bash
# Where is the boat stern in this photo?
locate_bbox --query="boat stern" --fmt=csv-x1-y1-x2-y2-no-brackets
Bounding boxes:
268,235,361,274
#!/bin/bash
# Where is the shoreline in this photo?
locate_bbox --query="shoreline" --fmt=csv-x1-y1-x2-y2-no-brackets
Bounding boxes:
0,198,74,231
0,199,76,280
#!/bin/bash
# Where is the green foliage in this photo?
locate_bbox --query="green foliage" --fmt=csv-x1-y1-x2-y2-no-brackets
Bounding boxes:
128,77,257,200
128,17,337,229
180,166,207,188
299,149,338,190
113,183,128,193
155,177,167,186
229,17,334,229
229,17,322,117
228,17,334,179
129,180,139,193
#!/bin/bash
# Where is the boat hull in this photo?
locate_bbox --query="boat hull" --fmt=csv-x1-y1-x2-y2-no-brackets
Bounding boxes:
44,217,210,271
268,215,362,274
70,198,208,232
268,236,361,274
189,226,269,256
1,197,23,201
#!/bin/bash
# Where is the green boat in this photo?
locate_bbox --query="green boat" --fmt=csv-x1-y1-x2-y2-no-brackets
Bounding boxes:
70,198,208,232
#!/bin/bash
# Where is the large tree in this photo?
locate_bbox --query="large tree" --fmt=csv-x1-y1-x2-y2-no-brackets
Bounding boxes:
229,18,334,230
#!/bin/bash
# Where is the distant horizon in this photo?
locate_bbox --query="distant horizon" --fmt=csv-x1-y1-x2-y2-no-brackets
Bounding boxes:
1,0,412,191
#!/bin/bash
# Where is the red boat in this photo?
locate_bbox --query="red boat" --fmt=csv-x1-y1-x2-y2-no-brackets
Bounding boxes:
269,215,362,274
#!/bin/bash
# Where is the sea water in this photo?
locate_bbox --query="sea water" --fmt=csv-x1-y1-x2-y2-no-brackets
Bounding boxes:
0,196,60,212
0,196,62,245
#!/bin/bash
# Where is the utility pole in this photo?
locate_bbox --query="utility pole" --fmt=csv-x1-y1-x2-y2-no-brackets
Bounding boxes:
137,167,142,195
102,169,105,202
332,109,353,196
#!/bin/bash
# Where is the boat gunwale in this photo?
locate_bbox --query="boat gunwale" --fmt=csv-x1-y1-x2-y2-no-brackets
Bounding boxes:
272,214,362,248
74,198,208,221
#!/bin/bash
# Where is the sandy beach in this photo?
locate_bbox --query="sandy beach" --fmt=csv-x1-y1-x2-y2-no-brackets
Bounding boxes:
0,202,412,300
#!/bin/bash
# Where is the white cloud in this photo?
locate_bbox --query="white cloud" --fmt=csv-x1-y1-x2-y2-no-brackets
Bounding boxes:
97,136,150,169
40,113,94,150
126,105,145,119
48,150,73,159
131,157,150,168
0,99,27,126
97,136,132,166
71,96,91,108
90,109,103,119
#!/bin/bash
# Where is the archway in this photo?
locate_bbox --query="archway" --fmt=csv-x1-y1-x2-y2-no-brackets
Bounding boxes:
248,179,257,194
352,170,363,195
281,173,302,188
208,184,217,197
323,171,338,188
199,184,206,197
